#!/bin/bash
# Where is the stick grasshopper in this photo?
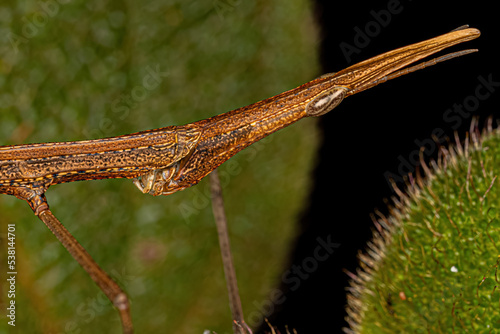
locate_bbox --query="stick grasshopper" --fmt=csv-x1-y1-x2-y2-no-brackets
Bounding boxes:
0,23,479,333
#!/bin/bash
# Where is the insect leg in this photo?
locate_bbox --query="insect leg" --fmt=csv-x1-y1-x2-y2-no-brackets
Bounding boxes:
209,170,252,334
21,189,134,334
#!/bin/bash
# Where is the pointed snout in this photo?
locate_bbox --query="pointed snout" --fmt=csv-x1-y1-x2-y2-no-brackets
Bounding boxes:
333,27,480,95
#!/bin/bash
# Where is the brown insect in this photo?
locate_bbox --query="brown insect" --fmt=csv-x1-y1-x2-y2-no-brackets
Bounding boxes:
0,26,480,333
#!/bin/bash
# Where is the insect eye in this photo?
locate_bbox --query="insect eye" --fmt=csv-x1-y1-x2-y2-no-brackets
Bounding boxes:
305,87,347,117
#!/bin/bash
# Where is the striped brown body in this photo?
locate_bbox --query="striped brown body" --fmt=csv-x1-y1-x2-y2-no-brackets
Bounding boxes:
0,26,480,334
0,27,480,202
0,125,199,186
0,75,327,197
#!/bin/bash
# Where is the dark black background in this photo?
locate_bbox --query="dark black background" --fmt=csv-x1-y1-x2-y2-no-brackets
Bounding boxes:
260,0,500,332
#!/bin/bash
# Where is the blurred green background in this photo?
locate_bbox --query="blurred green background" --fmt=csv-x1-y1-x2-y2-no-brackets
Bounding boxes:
0,1,320,333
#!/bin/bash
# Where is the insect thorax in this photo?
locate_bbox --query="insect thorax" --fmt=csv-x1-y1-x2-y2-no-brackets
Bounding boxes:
132,164,181,196
132,126,200,196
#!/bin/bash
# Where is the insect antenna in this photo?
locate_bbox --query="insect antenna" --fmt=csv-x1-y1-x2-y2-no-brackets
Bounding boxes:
349,49,478,95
